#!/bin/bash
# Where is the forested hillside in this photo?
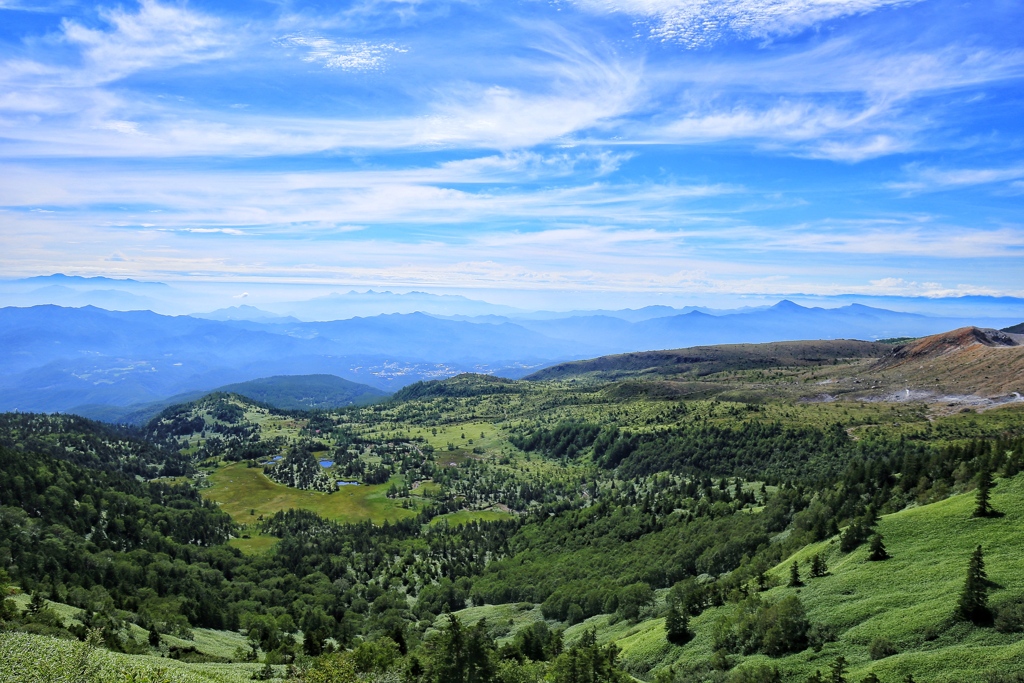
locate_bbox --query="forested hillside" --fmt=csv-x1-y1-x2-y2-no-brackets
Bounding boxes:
2,338,1023,682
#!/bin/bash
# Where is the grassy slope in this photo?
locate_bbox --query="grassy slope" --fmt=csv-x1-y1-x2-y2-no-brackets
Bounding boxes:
428,509,515,527
643,472,1024,681
451,473,1024,682
0,631,269,683
204,461,415,524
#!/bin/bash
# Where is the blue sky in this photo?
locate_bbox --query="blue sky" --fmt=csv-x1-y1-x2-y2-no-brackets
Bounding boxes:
0,0,1022,309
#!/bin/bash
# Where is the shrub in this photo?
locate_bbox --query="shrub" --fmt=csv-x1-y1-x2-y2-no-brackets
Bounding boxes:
868,636,898,660
994,598,1024,633
713,594,810,658
807,623,837,652
729,662,783,683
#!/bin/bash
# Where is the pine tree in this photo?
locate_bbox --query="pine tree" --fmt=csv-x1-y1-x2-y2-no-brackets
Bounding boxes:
973,469,997,518
860,675,880,683
810,554,827,578
789,560,803,588
956,545,990,624
27,592,46,616
868,534,889,561
665,600,690,645
829,655,847,683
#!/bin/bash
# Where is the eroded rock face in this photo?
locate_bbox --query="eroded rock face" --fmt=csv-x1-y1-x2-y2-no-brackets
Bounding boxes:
876,327,1021,369
865,327,1024,403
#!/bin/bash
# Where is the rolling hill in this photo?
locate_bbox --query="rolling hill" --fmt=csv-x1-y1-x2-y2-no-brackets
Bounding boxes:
73,374,388,424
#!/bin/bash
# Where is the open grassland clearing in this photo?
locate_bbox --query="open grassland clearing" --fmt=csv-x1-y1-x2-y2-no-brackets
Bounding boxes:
428,508,515,527
441,470,1024,681
435,602,549,645
203,461,416,524
0,631,268,683
227,533,280,555
652,471,1024,682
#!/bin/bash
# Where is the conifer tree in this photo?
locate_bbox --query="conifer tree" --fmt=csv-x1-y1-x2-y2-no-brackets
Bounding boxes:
810,554,827,577
956,545,990,624
829,655,847,683
665,600,690,645
868,534,889,561
860,674,880,683
27,591,46,616
973,469,997,518
789,560,803,588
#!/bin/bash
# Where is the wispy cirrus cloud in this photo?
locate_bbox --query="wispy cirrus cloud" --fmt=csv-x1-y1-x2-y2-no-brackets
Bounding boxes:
0,0,1021,303
571,0,923,46
0,20,642,156
59,0,229,83
275,34,407,71
0,160,736,232
753,220,1024,258
888,164,1024,193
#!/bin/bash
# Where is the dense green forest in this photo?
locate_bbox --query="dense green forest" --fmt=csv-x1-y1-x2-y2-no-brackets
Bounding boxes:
2,370,1024,682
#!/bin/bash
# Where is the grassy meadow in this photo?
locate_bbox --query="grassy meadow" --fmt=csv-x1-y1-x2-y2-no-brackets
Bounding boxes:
0,631,271,683
443,471,1024,682
203,461,416,524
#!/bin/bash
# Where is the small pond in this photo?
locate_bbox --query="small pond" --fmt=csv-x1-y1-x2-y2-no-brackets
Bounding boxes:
319,460,334,468
337,480,360,487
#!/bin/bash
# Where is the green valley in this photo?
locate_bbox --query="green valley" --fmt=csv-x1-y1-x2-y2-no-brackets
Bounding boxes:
2,330,1023,682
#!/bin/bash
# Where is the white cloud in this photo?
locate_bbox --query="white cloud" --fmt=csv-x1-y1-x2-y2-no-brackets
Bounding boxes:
865,278,1004,297
572,0,922,46
750,220,1024,258
635,100,915,161
0,19,641,156
888,164,1024,193
276,35,407,71
60,0,229,83
162,227,246,235
437,150,631,180
0,162,735,232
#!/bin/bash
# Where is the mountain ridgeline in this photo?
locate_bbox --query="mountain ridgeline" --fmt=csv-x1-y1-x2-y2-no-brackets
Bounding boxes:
0,327,1023,682
2,301,1022,414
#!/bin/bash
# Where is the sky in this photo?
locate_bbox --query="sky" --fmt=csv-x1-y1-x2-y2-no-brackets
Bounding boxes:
0,0,1022,310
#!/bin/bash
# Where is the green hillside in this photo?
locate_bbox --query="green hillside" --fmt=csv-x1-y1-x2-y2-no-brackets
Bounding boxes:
438,472,1024,682
75,374,388,425
2,338,1024,683
655,472,1024,681
214,374,389,411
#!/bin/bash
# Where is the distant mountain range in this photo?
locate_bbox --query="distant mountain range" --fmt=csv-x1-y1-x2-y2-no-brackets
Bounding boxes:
4,273,1024,321
74,374,389,424
0,301,1021,414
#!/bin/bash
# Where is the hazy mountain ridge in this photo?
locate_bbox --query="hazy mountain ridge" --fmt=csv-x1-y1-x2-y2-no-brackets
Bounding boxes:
0,306,580,412
73,374,389,424
4,274,1024,321
2,301,1021,415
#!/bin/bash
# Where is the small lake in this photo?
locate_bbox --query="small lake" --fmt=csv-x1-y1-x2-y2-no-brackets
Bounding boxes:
271,455,283,462
319,460,334,468
337,480,360,487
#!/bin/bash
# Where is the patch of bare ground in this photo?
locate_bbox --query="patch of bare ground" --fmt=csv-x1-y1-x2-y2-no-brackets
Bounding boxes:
862,327,1024,401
